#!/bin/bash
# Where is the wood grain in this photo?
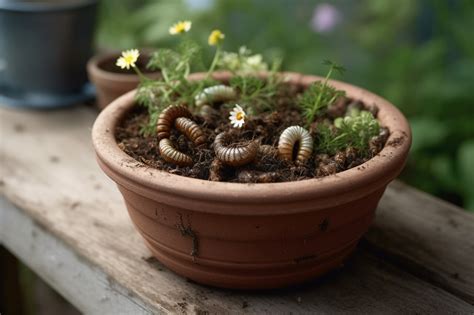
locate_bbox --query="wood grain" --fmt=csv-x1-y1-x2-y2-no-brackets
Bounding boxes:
366,181,474,303
1,105,473,314
1,198,161,315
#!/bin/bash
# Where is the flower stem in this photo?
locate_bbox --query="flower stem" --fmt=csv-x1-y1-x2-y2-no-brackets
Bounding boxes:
206,46,221,80
133,66,150,82
307,65,335,125
323,66,333,87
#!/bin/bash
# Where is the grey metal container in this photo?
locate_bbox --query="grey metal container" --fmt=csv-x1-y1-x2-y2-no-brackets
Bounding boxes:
0,0,98,107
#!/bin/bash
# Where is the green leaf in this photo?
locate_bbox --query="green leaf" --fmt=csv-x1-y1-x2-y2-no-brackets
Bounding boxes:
323,59,346,75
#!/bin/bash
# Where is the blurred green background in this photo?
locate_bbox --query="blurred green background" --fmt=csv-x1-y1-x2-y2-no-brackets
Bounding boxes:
96,0,474,211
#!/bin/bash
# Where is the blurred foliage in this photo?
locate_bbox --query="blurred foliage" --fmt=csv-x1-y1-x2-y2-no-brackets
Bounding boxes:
96,0,474,211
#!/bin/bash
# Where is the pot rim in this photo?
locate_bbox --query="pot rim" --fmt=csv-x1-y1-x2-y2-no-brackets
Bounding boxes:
87,51,159,84
92,72,411,215
0,0,98,12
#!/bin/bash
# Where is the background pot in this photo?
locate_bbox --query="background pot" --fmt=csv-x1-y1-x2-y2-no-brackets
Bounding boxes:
87,51,160,110
92,72,411,289
0,0,97,108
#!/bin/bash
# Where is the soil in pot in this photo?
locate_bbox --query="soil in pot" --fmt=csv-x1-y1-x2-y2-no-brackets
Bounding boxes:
115,80,390,183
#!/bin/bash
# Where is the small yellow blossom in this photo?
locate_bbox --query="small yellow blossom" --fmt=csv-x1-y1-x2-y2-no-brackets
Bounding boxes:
229,104,246,128
169,20,192,35
208,29,225,46
116,49,140,70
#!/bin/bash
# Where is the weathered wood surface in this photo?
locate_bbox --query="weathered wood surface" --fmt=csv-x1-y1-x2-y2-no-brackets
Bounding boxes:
1,105,473,314
367,181,474,304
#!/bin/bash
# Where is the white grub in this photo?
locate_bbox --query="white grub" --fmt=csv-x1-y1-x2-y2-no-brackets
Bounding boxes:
278,126,313,163
195,85,237,107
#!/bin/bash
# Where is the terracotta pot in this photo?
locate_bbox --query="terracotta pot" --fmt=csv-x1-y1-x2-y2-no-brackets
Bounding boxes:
92,72,411,289
87,51,160,110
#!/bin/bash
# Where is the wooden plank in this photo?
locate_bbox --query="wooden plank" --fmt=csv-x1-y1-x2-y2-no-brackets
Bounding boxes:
365,181,474,304
1,105,473,313
2,200,472,315
0,198,162,315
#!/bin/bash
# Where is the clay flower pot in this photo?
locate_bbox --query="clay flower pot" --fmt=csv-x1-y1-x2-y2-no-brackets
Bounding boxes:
87,51,160,110
92,72,411,289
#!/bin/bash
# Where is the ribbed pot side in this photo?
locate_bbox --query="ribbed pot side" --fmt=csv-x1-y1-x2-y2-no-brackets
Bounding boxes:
92,72,411,289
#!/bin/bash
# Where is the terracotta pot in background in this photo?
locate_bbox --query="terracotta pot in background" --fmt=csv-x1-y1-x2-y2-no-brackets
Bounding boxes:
87,51,160,110
92,72,411,289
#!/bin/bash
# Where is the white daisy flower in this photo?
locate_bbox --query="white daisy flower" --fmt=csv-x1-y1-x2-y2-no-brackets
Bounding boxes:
169,20,192,35
229,104,246,128
116,49,140,70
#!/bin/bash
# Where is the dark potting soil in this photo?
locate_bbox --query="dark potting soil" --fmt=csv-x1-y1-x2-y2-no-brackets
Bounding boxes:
115,84,390,183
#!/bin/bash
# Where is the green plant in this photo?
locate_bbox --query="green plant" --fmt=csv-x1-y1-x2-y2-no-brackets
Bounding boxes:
133,21,284,134
120,20,381,166
135,33,217,134
317,110,380,156
228,61,281,114
298,60,346,127
214,46,281,114
217,46,269,74
337,110,380,153
316,124,349,156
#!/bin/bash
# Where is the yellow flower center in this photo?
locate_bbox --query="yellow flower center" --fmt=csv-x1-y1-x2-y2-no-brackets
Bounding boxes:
124,56,134,64
208,29,225,46
175,23,187,33
170,21,191,35
116,49,139,69
236,112,244,120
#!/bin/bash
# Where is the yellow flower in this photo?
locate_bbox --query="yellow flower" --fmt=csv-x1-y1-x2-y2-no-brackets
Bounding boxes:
229,104,246,128
208,29,225,46
116,49,140,70
169,20,192,35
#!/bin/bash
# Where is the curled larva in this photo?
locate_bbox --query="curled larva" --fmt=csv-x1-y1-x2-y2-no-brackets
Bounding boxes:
156,105,192,140
195,85,237,107
159,138,193,166
278,126,313,163
174,117,206,147
214,132,259,167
